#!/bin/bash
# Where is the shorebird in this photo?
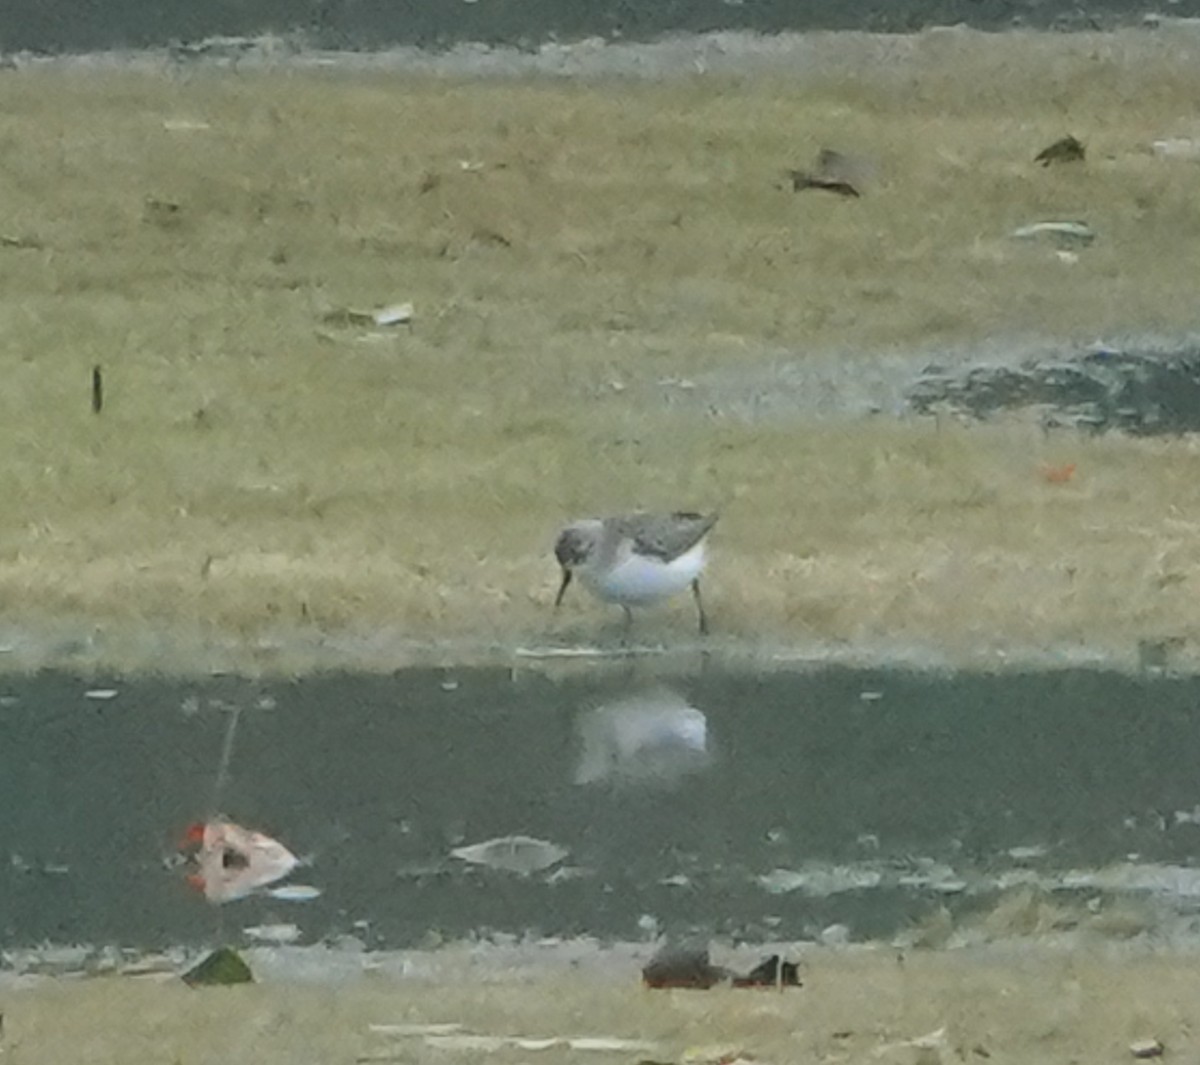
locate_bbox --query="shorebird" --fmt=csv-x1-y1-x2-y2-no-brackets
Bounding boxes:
553,511,718,634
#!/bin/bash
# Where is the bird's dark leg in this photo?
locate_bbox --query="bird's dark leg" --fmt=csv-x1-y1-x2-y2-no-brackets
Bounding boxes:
621,605,634,645
692,579,709,636
554,568,572,608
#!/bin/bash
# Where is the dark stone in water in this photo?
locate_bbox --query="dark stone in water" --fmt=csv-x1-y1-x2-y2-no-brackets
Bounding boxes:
182,946,254,987
906,348,1200,435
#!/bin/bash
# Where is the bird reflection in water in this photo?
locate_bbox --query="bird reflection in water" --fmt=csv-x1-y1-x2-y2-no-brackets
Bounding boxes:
573,687,711,789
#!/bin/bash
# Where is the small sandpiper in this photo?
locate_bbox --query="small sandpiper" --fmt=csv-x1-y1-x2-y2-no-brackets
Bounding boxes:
553,511,718,634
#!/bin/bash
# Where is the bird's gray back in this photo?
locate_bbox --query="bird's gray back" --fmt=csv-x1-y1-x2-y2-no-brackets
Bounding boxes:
613,511,719,563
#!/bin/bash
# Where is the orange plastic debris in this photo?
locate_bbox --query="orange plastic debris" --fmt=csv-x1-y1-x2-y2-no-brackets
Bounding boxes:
1039,462,1077,484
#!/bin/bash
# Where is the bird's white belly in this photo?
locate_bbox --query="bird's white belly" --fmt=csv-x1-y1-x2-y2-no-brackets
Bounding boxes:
581,541,706,604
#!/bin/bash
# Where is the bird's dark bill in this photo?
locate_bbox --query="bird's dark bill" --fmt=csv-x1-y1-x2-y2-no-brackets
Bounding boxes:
554,568,572,607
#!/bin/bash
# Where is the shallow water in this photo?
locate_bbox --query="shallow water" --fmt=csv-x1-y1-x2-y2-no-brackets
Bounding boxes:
8,0,1197,55
3,662,1200,953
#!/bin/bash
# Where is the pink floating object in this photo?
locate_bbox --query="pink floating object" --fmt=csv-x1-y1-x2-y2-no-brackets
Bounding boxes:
179,818,299,905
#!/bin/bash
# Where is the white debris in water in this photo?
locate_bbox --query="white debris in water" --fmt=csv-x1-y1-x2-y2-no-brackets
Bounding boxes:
264,884,323,901
758,865,883,897
994,869,1043,891
243,922,303,944
897,861,963,891
450,835,568,875
1173,805,1200,826
1058,863,1200,897
820,922,852,946
637,914,660,937
3,944,92,975
84,689,119,700
544,865,589,884
1007,845,1049,861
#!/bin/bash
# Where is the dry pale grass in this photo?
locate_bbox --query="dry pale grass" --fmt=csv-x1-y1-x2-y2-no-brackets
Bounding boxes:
7,944,1200,1065
4,30,1200,669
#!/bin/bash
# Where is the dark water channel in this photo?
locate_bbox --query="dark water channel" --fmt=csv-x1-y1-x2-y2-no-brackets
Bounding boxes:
4,663,1200,953
9,0,1200,56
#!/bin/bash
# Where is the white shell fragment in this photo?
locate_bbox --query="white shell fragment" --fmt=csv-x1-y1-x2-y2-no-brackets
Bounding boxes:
84,689,119,700
568,1038,658,1052
1130,1039,1165,1059
426,1035,510,1052
1152,138,1200,160
162,119,211,132
370,1024,466,1037
321,301,414,329
373,302,414,326
450,835,568,875
1010,220,1096,246
370,1025,657,1055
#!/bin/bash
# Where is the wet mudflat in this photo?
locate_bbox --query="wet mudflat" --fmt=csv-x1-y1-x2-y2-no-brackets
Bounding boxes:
4,662,1200,953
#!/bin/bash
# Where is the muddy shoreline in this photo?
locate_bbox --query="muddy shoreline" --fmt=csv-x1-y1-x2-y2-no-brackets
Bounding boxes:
0,615,1163,677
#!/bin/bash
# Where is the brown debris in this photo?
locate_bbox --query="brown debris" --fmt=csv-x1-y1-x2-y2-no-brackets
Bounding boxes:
472,226,512,248
143,196,184,227
1035,135,1086,166
642,944,728,989
786,148,869,198
642,945,801,990
789,172,861,197
731,954,802,988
